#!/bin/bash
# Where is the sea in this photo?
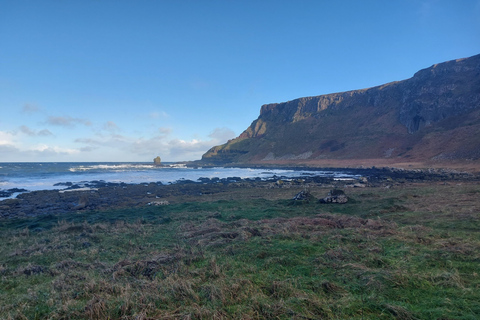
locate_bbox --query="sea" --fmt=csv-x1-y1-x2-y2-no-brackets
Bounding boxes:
0,162,360,199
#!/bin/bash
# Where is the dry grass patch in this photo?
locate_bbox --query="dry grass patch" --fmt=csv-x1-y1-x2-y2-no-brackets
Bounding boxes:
1,182,480,319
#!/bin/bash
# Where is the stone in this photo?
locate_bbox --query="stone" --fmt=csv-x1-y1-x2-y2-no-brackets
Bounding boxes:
290,190,316,204
148,200,169,206
319,189,348,204
23,265,45,276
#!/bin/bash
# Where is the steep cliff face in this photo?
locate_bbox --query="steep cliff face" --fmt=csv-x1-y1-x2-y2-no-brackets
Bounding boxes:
201,54,480,165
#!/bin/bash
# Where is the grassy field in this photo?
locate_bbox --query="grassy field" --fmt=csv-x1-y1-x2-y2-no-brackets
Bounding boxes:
0,182,479,319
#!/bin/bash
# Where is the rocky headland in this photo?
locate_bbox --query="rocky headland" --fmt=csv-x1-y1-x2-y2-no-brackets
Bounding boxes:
201,54,480,169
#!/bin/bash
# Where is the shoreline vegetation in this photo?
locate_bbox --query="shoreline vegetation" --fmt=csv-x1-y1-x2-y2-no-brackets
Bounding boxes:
1,167,479,319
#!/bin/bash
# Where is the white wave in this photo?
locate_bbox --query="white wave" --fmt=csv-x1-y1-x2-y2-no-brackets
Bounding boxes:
2,164,360,196
69,164,155,172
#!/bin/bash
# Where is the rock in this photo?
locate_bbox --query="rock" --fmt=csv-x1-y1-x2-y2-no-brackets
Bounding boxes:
290,190,316,204
23,265,45,276
53,182,73,187
319,189,348,204
200,54,480,165
148,200,170,206
0,188,29,198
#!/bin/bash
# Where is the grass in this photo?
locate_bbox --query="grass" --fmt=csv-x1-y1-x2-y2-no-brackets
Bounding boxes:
0,182,479,319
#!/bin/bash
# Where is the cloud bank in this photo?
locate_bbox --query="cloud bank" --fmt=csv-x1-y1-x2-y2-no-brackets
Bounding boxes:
0,122,236,162
74,126,236,162
4,105,237,162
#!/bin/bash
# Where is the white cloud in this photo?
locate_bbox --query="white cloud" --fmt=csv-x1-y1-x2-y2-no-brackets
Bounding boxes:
38,129,53,136
76,133,135,151
0,144,19,153
0,129,82,161
32,144,79,155
168,138,212,155
80,146,97,152
1,125,237,162
46,116,92,127
164,127,236,160
158,127,172,135
103,121,120,132
72,126,237,161
20,125,36,136
0,138,81,162
19,125,53,137
208,127,236,142
0,130,16,145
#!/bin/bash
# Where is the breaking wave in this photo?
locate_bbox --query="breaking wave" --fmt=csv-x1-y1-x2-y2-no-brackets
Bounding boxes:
69,164,156,172
0,162,360,198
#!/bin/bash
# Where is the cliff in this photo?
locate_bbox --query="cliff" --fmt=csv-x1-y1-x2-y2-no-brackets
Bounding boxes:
201,54,480,167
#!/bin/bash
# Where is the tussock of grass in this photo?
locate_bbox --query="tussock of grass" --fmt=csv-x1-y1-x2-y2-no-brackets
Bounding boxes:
1,183,480,319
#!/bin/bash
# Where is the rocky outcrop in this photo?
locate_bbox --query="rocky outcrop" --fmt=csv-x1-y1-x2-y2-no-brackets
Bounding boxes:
290,190,316,204
398,56,480,133
201,54,480,165
319,189,348,204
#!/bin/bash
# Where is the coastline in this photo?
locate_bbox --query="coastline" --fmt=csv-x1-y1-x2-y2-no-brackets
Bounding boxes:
1,166,477,220
190,158,480,173
2,166,479,319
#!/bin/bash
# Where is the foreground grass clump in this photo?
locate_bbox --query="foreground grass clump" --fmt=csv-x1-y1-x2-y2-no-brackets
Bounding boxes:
0,183,479,319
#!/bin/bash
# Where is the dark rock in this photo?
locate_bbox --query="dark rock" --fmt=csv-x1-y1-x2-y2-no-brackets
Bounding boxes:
67,184,83,190
290,190,316,204
175,179,196,184
292,190,314,201
0,188,29,198
53,182,73,186
1,169,476,219
8,188,29,193
319,189,348,204
23,265,45,276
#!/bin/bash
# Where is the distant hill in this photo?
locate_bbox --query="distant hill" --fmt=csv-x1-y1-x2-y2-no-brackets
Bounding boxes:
201,54,480,168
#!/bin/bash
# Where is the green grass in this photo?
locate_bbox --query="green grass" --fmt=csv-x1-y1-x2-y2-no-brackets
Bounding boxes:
0,183,479,319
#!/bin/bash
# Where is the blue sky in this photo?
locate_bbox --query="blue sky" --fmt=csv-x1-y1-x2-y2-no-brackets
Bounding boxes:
1,0,479,162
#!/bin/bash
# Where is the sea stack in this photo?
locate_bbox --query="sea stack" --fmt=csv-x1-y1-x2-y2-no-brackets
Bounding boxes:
153,156,162,166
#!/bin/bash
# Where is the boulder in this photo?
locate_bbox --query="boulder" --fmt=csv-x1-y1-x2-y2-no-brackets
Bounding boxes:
148,200,170,206
290,190,316,204
319,189,348,204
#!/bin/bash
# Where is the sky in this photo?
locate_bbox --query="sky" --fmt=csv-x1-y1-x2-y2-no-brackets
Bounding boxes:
1,0,479,162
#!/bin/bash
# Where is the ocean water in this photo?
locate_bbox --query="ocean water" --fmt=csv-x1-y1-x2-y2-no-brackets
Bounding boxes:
0,162,358,199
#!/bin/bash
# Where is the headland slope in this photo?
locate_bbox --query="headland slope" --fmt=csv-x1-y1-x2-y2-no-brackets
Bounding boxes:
201,54,480,171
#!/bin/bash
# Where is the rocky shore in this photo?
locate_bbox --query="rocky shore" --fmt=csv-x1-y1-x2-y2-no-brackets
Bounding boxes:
0,167,477,219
